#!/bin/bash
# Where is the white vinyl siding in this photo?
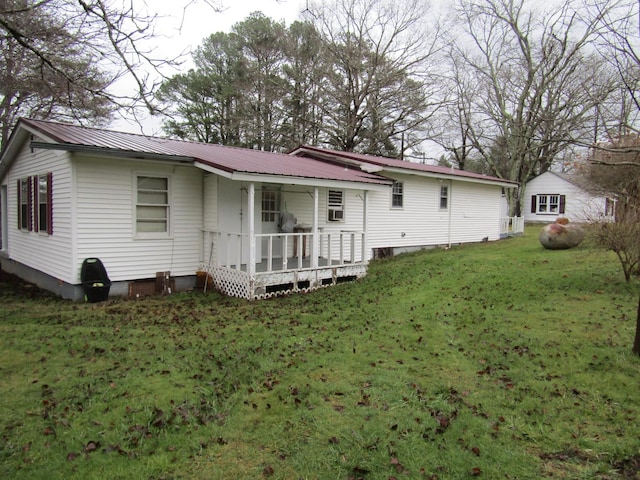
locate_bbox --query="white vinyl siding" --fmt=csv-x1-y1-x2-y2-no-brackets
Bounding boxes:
4,141,74,282
366,173,503,258
74,158,202,282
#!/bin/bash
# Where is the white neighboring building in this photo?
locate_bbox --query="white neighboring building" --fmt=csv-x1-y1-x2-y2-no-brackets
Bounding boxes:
524,171,615,223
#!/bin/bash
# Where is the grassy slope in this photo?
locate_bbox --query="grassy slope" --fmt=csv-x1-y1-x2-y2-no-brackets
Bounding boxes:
1,228,639,479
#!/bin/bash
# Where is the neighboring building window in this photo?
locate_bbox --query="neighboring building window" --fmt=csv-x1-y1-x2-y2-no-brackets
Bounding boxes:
34,173,53,234
531,194,565,214
262,190,280,222
136,176,169,234
328,189,344,222
605,197,616,218
17,177,31,231
439,184,449,210
392,181,403,208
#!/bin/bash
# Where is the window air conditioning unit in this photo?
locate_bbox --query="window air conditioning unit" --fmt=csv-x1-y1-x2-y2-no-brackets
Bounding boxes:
328,209,344,221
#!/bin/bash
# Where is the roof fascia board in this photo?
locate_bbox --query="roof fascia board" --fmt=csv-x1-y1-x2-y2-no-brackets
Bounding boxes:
194,161,234,179
30,141,194,164
229,172,391,191
292,147,517,188
380,166,518,188
194,161,390,191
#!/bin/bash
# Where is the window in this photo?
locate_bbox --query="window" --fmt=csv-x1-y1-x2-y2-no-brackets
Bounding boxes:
34,173,52,234
16,174,53,234
531,194,565,215
605,197,616,218
262,190,280,222
392,181,403,208
327,189,344,222
17,177,31,230
439,184,449,210
136,176,169,234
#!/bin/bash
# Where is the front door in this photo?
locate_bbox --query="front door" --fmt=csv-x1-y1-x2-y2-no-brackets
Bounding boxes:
261,187,281,259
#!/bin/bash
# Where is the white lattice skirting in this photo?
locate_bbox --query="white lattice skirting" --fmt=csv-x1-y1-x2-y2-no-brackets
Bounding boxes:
211,267,252,299
207,264,367,300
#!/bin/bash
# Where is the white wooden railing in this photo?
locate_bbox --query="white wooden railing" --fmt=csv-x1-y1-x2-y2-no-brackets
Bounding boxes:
500,216,524,235
202,230,366,274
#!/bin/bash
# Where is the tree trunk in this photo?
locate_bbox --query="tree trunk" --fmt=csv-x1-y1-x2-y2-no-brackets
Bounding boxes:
633,290,640,356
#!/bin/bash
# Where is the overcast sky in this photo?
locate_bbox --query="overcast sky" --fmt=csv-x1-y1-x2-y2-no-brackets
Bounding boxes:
157,0,307,56
113,0,307,133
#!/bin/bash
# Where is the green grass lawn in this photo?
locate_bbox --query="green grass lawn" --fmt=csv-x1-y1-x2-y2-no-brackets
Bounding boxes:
1,227,640,479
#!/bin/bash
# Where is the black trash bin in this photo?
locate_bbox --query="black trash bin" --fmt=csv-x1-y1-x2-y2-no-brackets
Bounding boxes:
81,258,111,302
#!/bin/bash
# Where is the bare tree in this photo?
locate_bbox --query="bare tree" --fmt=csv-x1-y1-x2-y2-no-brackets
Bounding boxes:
588,0,640,131
305,0,444,157
439,0,619,215
0,0,236,148
586,134,640,354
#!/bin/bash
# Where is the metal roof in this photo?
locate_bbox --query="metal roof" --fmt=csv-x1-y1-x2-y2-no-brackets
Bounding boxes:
291,145,519,187
13,118,392,187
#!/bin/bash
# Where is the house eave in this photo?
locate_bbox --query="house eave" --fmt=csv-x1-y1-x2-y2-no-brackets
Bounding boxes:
30,141,195,164
380,166,518,188
194,161,391,191
290,146,518,189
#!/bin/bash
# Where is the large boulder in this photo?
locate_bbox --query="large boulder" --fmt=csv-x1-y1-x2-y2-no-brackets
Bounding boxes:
539,222,585,250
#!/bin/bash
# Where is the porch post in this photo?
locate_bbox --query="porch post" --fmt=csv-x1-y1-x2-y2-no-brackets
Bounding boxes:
311,186,319,269
248,182,256,276
363,190,369,263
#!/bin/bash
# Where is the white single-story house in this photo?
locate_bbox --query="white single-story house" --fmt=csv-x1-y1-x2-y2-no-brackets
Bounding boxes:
524,171,615,223
0,119,518,300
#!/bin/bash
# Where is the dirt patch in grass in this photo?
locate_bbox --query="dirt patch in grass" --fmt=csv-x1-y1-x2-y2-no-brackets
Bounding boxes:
0,268,57,300
613,455,640,479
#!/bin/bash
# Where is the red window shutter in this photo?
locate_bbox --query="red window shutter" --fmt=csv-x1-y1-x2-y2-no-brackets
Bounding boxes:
530,195,537,213
33,176,39,232
559,195,566,214
47,172,53,235
27,176,32,231
16,179,21,229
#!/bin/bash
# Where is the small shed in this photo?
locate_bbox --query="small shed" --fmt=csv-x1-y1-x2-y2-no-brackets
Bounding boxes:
524,171,615,223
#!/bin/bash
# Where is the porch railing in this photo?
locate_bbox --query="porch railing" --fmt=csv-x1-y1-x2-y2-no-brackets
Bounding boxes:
202,229,366,274
500,216,524,235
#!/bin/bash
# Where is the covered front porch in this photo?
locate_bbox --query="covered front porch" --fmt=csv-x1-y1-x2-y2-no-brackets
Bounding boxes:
200,181,373,300
201,229,367,299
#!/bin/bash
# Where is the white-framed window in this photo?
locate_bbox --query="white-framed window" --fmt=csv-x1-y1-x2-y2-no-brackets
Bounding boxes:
261,189,280,222
136,175,170,235
16,174,53,234
439,184,449,210
35,173,52,234
327,189,344,222
392,181,403,208
531,194,565,214
18,177,30,230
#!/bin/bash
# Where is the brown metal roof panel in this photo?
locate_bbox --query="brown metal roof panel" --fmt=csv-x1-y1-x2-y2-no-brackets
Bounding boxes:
18,119,391,186
294,145,518,185
23,119,184,157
